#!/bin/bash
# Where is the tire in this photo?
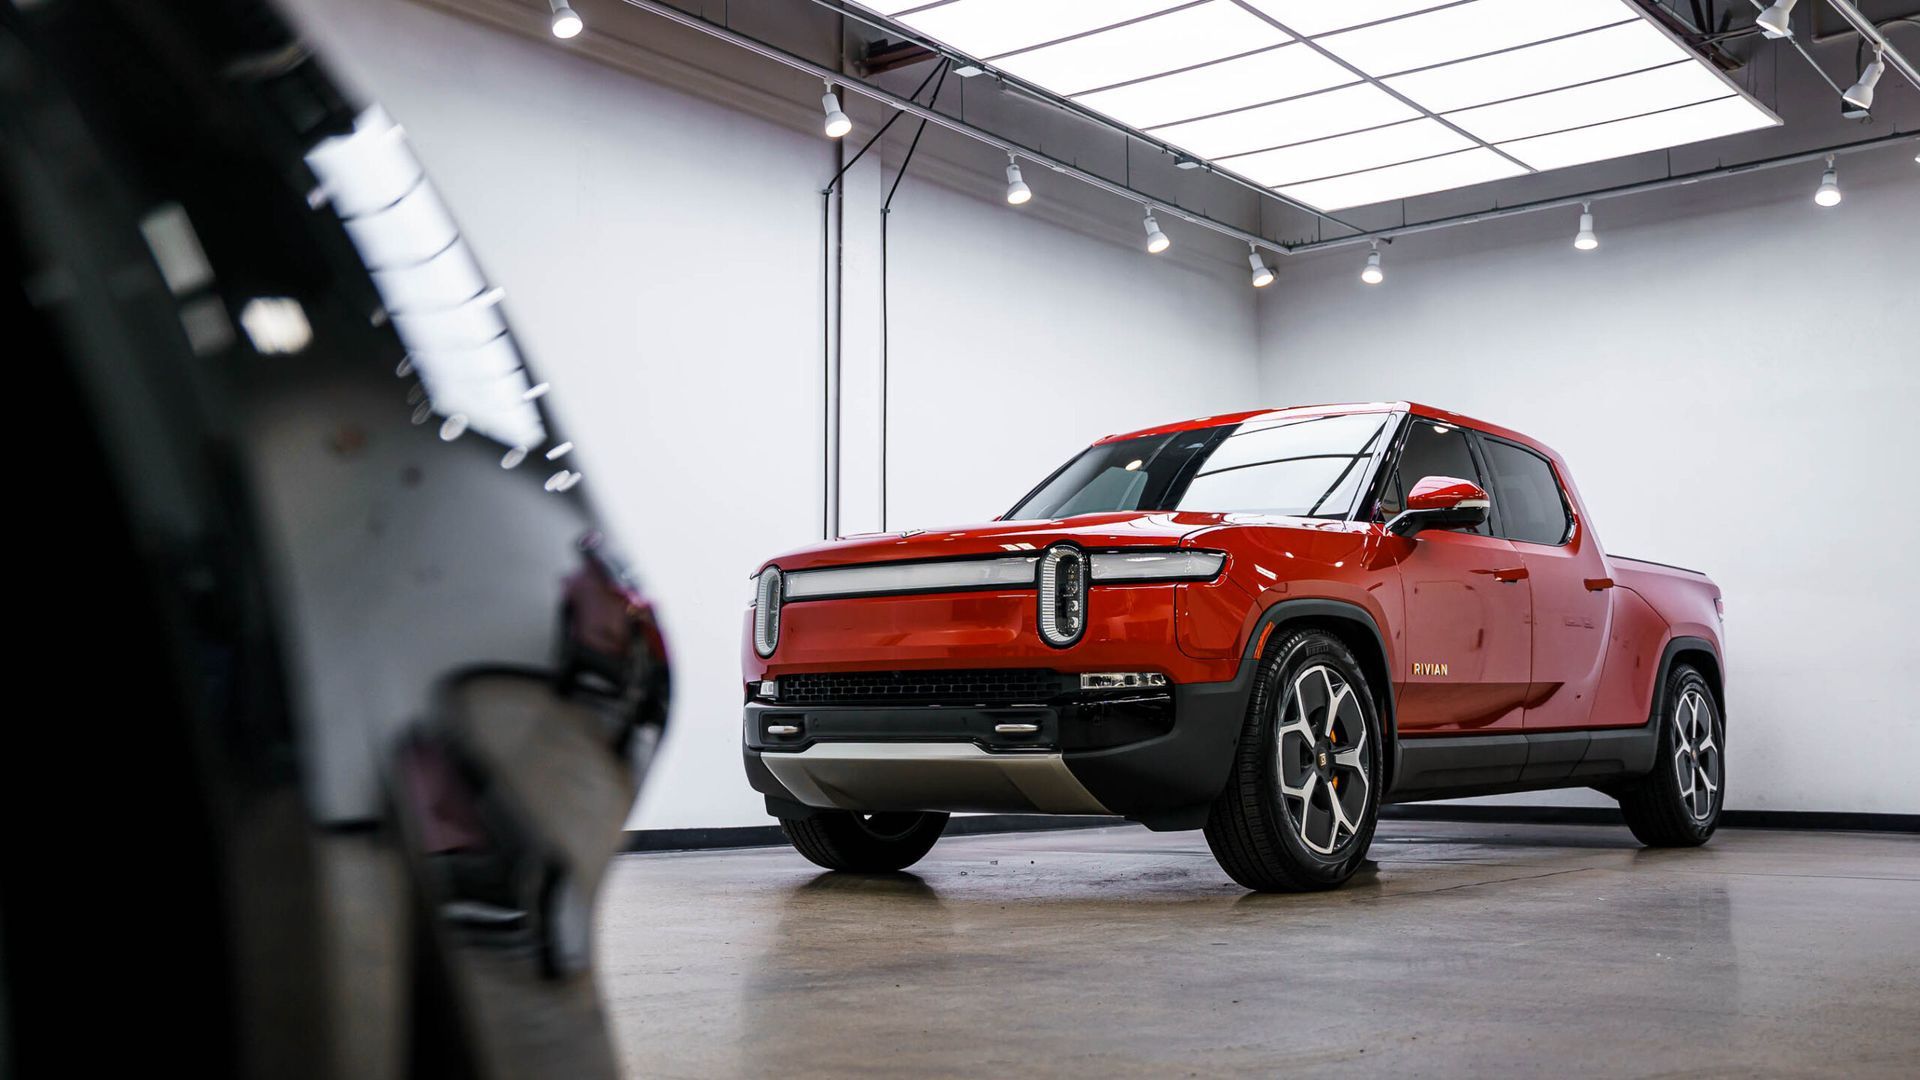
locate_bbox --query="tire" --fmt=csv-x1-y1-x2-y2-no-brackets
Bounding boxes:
1615,663,1723,847
779,811,949,872
1203,629,1384,892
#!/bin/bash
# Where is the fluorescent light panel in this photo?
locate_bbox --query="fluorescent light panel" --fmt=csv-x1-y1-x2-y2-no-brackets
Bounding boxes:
1277,148,1529,210
1385,19,1691,112
1496,95,1775,171
903,0,1183,62
990,2,1289,95
1237,0,1456,38
1223,119,1474,187
1446,62,1733,144
1156,83,1417,161
1074,44,1354,129
863,0,1779,211
1314,0,1632,75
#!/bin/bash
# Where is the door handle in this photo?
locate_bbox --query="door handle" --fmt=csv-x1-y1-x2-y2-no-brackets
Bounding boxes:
1584,576,1615,591
1473,567,1529,583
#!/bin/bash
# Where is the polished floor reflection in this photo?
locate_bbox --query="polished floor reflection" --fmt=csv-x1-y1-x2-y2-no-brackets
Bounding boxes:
598,821,1919,1078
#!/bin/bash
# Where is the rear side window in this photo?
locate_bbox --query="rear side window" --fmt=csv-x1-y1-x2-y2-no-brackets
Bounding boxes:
1380,420,1491,535
1480,439,1572,545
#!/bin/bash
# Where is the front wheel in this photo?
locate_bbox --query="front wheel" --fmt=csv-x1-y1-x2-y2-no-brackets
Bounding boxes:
1203,629,1384,892
779,810,948,872
1614,663,1723,846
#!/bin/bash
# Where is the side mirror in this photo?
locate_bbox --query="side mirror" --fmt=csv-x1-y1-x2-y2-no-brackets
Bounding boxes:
1388,475,1490,537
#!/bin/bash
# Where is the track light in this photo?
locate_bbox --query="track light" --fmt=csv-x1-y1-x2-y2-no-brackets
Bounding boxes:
821,83,851,139
548,0,582,39
1574,202,1598,251
1248,246,1274,288
1814,155,1841,207
1360,243,1383,285
1142,209,1169,254
1755,0,1797,39
1005,155,1031,205
1843,51,1885,112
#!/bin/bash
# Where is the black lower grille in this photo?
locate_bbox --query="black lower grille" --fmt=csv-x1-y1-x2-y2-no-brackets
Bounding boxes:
778,669,1065,707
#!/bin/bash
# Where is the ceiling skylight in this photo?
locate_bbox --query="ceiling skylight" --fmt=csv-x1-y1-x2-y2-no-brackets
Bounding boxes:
865,0,1777,211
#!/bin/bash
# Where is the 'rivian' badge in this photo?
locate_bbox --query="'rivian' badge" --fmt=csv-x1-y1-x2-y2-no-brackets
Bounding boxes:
1412,661,1450,677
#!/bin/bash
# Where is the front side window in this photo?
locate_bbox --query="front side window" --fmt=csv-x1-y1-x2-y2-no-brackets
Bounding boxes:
1379,420,1492,535
1007,412,1391,521
1480,438,1572,545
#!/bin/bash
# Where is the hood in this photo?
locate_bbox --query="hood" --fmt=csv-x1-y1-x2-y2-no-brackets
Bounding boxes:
760,511,1233,573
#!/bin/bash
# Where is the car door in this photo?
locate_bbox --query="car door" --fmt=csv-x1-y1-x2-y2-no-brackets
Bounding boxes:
1382,419,1533,735
1476,434,1612,732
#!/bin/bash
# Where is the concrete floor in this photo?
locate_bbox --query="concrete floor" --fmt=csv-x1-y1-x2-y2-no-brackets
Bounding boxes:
597,821,1919,1078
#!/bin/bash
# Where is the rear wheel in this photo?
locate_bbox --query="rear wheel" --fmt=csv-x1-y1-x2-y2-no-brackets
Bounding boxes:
1615,664,1723,846
1204,629,1383,892
779,810,948,872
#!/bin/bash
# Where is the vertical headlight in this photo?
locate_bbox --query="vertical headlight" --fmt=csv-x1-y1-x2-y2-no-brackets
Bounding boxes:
752,567,782,658
1036,544,1087,647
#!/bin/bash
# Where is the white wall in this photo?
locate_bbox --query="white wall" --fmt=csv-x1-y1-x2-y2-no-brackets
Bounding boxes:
1256,147,1920,814
287,0,1258,828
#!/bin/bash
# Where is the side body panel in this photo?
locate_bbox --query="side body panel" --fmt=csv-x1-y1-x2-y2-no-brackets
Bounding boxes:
1392,530,1532,734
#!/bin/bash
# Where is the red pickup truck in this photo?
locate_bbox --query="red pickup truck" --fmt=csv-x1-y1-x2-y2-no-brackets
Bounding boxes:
741,402,1726,892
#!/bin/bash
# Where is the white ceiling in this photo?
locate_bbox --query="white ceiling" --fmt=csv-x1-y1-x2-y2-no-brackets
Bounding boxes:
860,0,1781,212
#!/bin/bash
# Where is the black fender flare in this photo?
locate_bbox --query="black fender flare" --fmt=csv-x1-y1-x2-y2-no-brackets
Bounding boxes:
1652,635,1725,725
1240,597,1401,791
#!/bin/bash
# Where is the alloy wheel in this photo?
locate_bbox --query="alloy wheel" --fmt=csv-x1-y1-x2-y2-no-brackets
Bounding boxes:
1672,687,1721,821
1275,664,1372,855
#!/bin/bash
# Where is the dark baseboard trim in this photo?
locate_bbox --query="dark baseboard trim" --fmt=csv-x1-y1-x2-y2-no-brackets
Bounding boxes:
624,806,1916,853
622,814,1120,853
1383,804,1918,833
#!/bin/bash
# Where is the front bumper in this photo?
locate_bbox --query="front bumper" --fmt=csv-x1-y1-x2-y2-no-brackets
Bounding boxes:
742,670,1253,830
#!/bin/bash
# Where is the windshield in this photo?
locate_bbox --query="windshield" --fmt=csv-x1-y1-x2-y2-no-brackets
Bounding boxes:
1008,412,1393,521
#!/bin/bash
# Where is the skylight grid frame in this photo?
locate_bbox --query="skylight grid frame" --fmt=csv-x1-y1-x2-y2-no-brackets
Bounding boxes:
863,0,1780,212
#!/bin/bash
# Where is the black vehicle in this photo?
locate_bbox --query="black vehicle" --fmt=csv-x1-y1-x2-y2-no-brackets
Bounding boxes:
3,2,666,1076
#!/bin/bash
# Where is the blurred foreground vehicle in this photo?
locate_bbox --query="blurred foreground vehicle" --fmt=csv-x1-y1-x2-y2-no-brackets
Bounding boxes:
2,2,667,1076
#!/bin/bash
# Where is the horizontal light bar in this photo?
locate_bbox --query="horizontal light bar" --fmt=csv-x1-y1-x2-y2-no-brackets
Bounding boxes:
780,548,1226,600
783,556,1039,599
1089,550,1226,582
